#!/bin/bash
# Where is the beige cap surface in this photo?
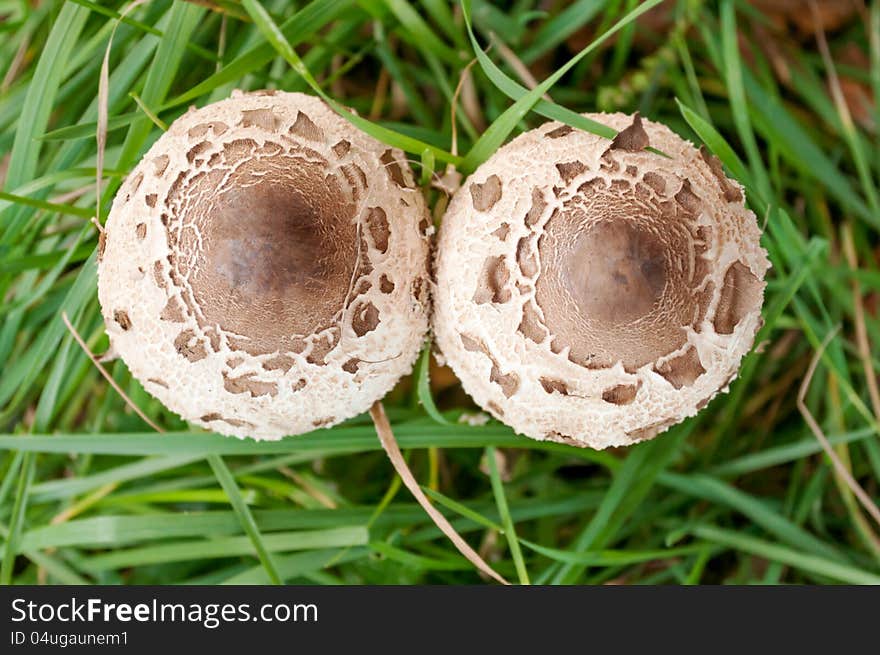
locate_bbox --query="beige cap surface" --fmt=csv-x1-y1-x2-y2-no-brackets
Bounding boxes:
98,90,431,439
434,113,770,449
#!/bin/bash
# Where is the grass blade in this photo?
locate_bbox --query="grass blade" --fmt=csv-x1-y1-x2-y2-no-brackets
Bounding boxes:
416,343,451,425
692,525,880,585
207,454,281,585
0,453,35,584
461,0,664,172
241,0,462,165
3,3,89,191
486,446,530,584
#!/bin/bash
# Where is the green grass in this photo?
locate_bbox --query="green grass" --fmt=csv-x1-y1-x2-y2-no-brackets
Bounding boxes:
1,0,879,585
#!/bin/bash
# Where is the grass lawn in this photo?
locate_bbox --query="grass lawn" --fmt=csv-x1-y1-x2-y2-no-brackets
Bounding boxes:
0,0,879,585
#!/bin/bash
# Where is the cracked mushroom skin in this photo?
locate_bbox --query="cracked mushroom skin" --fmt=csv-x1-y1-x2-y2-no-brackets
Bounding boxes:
98,90,431,439
434,113,770,449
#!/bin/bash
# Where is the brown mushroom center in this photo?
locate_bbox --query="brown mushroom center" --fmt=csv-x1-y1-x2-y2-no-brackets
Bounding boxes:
534,178,710,371
562,219,667,326
167,147,359,355
208,185,332,299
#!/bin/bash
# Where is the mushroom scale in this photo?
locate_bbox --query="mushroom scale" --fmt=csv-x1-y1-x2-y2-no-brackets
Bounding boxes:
434,113,770,449
98,90,431,439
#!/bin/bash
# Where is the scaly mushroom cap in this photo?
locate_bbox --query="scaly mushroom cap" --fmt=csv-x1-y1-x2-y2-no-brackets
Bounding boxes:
98,90,431,439
434,113,770,449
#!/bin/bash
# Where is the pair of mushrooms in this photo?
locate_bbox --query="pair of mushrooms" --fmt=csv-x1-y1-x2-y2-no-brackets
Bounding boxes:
98,91,769,449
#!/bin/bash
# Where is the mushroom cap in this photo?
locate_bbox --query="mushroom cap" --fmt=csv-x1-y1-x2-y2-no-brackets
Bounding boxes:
434,113,770,449
98,90,431,440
